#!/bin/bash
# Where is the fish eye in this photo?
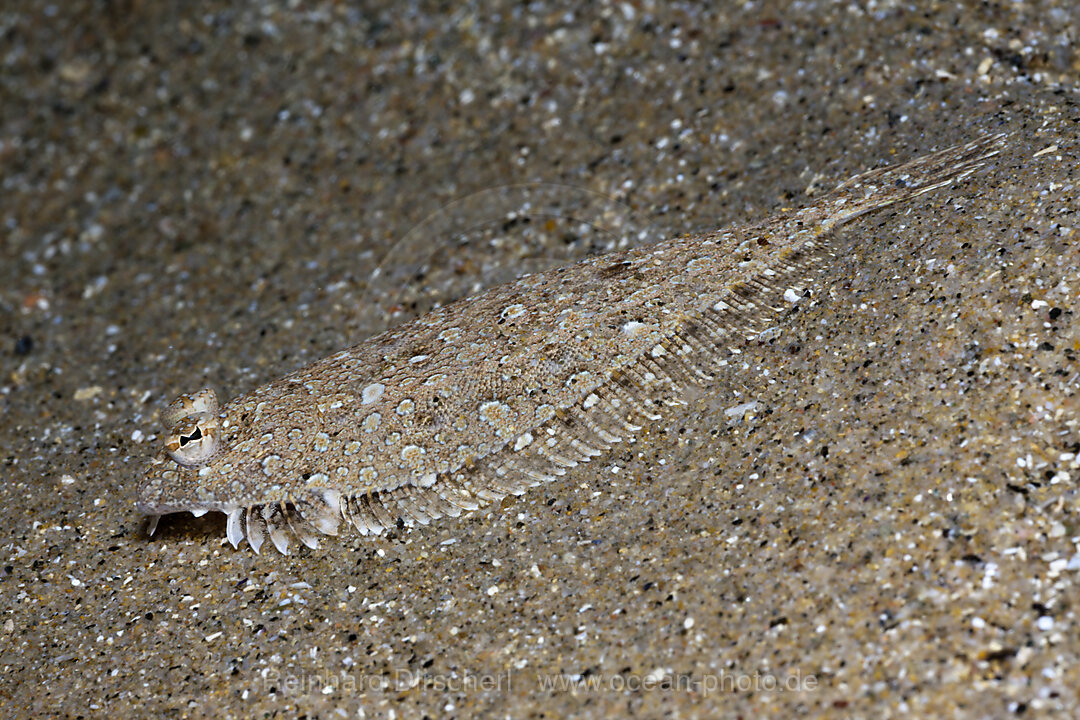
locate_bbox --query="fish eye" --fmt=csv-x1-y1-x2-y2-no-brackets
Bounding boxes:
165,413,220,467
161,388,219,430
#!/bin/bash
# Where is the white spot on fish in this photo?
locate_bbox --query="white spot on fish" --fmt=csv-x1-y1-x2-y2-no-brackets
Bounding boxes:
361,383,385,404
501,303,527,320
401,444,425,466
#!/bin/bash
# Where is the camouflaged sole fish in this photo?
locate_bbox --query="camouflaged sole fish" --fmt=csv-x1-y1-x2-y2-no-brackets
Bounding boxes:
137,133,1008,554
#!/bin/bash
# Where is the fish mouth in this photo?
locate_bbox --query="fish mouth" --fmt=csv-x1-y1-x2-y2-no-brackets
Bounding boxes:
136,453,231,517
134,499,227,516
135,500,239,546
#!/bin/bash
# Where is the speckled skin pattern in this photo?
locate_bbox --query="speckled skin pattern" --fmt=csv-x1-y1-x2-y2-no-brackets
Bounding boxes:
137,134,1006,554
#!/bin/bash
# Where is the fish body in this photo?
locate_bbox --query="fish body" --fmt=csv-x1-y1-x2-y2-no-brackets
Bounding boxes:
137,134,1007,554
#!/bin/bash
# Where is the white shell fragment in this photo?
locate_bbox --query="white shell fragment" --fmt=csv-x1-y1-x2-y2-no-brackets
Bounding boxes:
135,134,1008,554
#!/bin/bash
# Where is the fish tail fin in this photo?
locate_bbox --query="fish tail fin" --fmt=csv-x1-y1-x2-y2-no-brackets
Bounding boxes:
817,131,1008,229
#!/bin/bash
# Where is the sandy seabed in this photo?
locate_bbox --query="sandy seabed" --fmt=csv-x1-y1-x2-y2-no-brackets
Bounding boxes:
2,2,1079,718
